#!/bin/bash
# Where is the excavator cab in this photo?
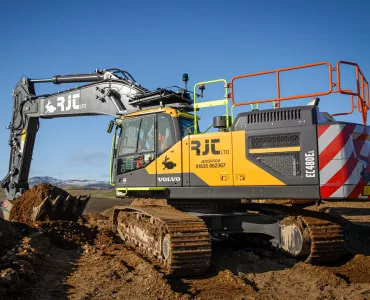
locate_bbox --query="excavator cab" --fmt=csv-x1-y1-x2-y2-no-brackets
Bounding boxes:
110,109,191,193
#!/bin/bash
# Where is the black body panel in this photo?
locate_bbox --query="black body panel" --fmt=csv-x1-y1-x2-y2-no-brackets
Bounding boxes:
245,125,319,186
167,186,319,200
231,105,318,131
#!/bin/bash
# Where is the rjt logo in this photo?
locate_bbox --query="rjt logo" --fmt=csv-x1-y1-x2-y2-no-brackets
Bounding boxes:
191,139,220,156
57,94,86,111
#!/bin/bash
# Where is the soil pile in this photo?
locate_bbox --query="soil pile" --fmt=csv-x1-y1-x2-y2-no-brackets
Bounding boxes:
0,218,21,257
331,254,370,283
33,220,97,250
9,183,71,223
0,221,49,300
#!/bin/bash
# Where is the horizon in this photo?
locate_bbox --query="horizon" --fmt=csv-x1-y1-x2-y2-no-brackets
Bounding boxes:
29,176,109,182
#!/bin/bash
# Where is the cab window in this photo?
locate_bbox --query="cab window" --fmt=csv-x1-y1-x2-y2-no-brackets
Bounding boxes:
157,114,175,154
179,118,194,137
118,118,141,156
138,117,155,152
117,116,155,174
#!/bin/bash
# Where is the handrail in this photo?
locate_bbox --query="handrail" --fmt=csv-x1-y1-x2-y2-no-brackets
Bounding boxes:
336,61,369,125
330,89,355,117
228,60,369,125
229,62,333,107
193,79,229,134
109,126,118,186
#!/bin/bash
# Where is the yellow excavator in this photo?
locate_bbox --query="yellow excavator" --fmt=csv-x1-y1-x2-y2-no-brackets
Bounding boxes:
2,61,369,276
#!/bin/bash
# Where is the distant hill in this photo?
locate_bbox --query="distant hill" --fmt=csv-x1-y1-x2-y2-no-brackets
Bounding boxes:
29,176,112,190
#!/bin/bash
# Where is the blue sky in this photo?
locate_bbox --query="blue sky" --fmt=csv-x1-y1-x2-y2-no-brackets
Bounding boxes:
0,0,369,181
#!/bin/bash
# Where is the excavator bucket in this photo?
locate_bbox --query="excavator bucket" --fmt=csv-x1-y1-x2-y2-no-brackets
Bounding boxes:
31,194,91,222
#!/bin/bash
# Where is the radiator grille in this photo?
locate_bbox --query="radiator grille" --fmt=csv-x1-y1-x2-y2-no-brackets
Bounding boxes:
250,134,300,149
251,152,301,177
246,109,301,124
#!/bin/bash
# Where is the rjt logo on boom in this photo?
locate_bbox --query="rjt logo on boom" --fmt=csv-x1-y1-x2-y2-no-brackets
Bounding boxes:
45,93,87,113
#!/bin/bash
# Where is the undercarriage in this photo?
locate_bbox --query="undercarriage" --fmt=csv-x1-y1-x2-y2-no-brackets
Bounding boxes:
111,199,347,277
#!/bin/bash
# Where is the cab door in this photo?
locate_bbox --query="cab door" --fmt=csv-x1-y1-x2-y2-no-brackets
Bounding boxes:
155,113,183,187
115,115,157,187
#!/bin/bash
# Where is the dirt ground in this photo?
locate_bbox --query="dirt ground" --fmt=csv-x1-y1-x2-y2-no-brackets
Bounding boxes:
2,188,370,299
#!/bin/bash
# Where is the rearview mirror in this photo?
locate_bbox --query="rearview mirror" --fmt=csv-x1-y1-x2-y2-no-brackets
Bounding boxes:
107,120,114,133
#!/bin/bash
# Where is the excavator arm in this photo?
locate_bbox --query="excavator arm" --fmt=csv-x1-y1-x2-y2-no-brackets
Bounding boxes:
2,69,145,201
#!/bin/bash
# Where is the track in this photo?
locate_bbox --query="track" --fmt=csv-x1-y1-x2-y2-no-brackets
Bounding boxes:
112,205,211,276
301,216,346,264
242,203,347,264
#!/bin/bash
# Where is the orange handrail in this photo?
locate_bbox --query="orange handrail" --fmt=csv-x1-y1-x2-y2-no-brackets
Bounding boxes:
330,89,355,117
336,61,369,125
229,62,333,107
228,61,369,125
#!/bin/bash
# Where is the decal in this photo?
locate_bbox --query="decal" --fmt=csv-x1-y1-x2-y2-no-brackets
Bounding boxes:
45,93,86,114
191,139,229,156
162,156,176,170
196,159,226,169
158,177,181,182
45,100,57,113
305,150,316,177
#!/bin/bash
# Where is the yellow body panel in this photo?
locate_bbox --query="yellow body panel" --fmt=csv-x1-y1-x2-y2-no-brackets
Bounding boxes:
144,155,157,175
145,130,285,187
157,141,182,175
145,141,183,176
122,107,187,119
189,132,234,186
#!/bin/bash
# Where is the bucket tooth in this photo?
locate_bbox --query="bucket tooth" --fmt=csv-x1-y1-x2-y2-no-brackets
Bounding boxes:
51,195,63,215
73,195,91,217
32,196,52,221
62,195,72,215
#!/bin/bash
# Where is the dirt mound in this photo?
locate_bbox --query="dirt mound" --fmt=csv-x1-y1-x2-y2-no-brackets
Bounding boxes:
94,228,120,247
330,254,370,283
82,213,110,229
181,270,256,299
0,229,51,300
67,232,186,300
0,218,22,257
9,183,71,223
2,201,370,299
33,220,97,249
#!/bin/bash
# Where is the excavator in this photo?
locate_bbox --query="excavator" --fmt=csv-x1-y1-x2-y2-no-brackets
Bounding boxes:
1,61,369,276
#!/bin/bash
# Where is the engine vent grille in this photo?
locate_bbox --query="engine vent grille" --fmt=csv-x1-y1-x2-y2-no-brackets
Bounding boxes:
250,134,300,149
251,152,301,177
246,109,302,124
